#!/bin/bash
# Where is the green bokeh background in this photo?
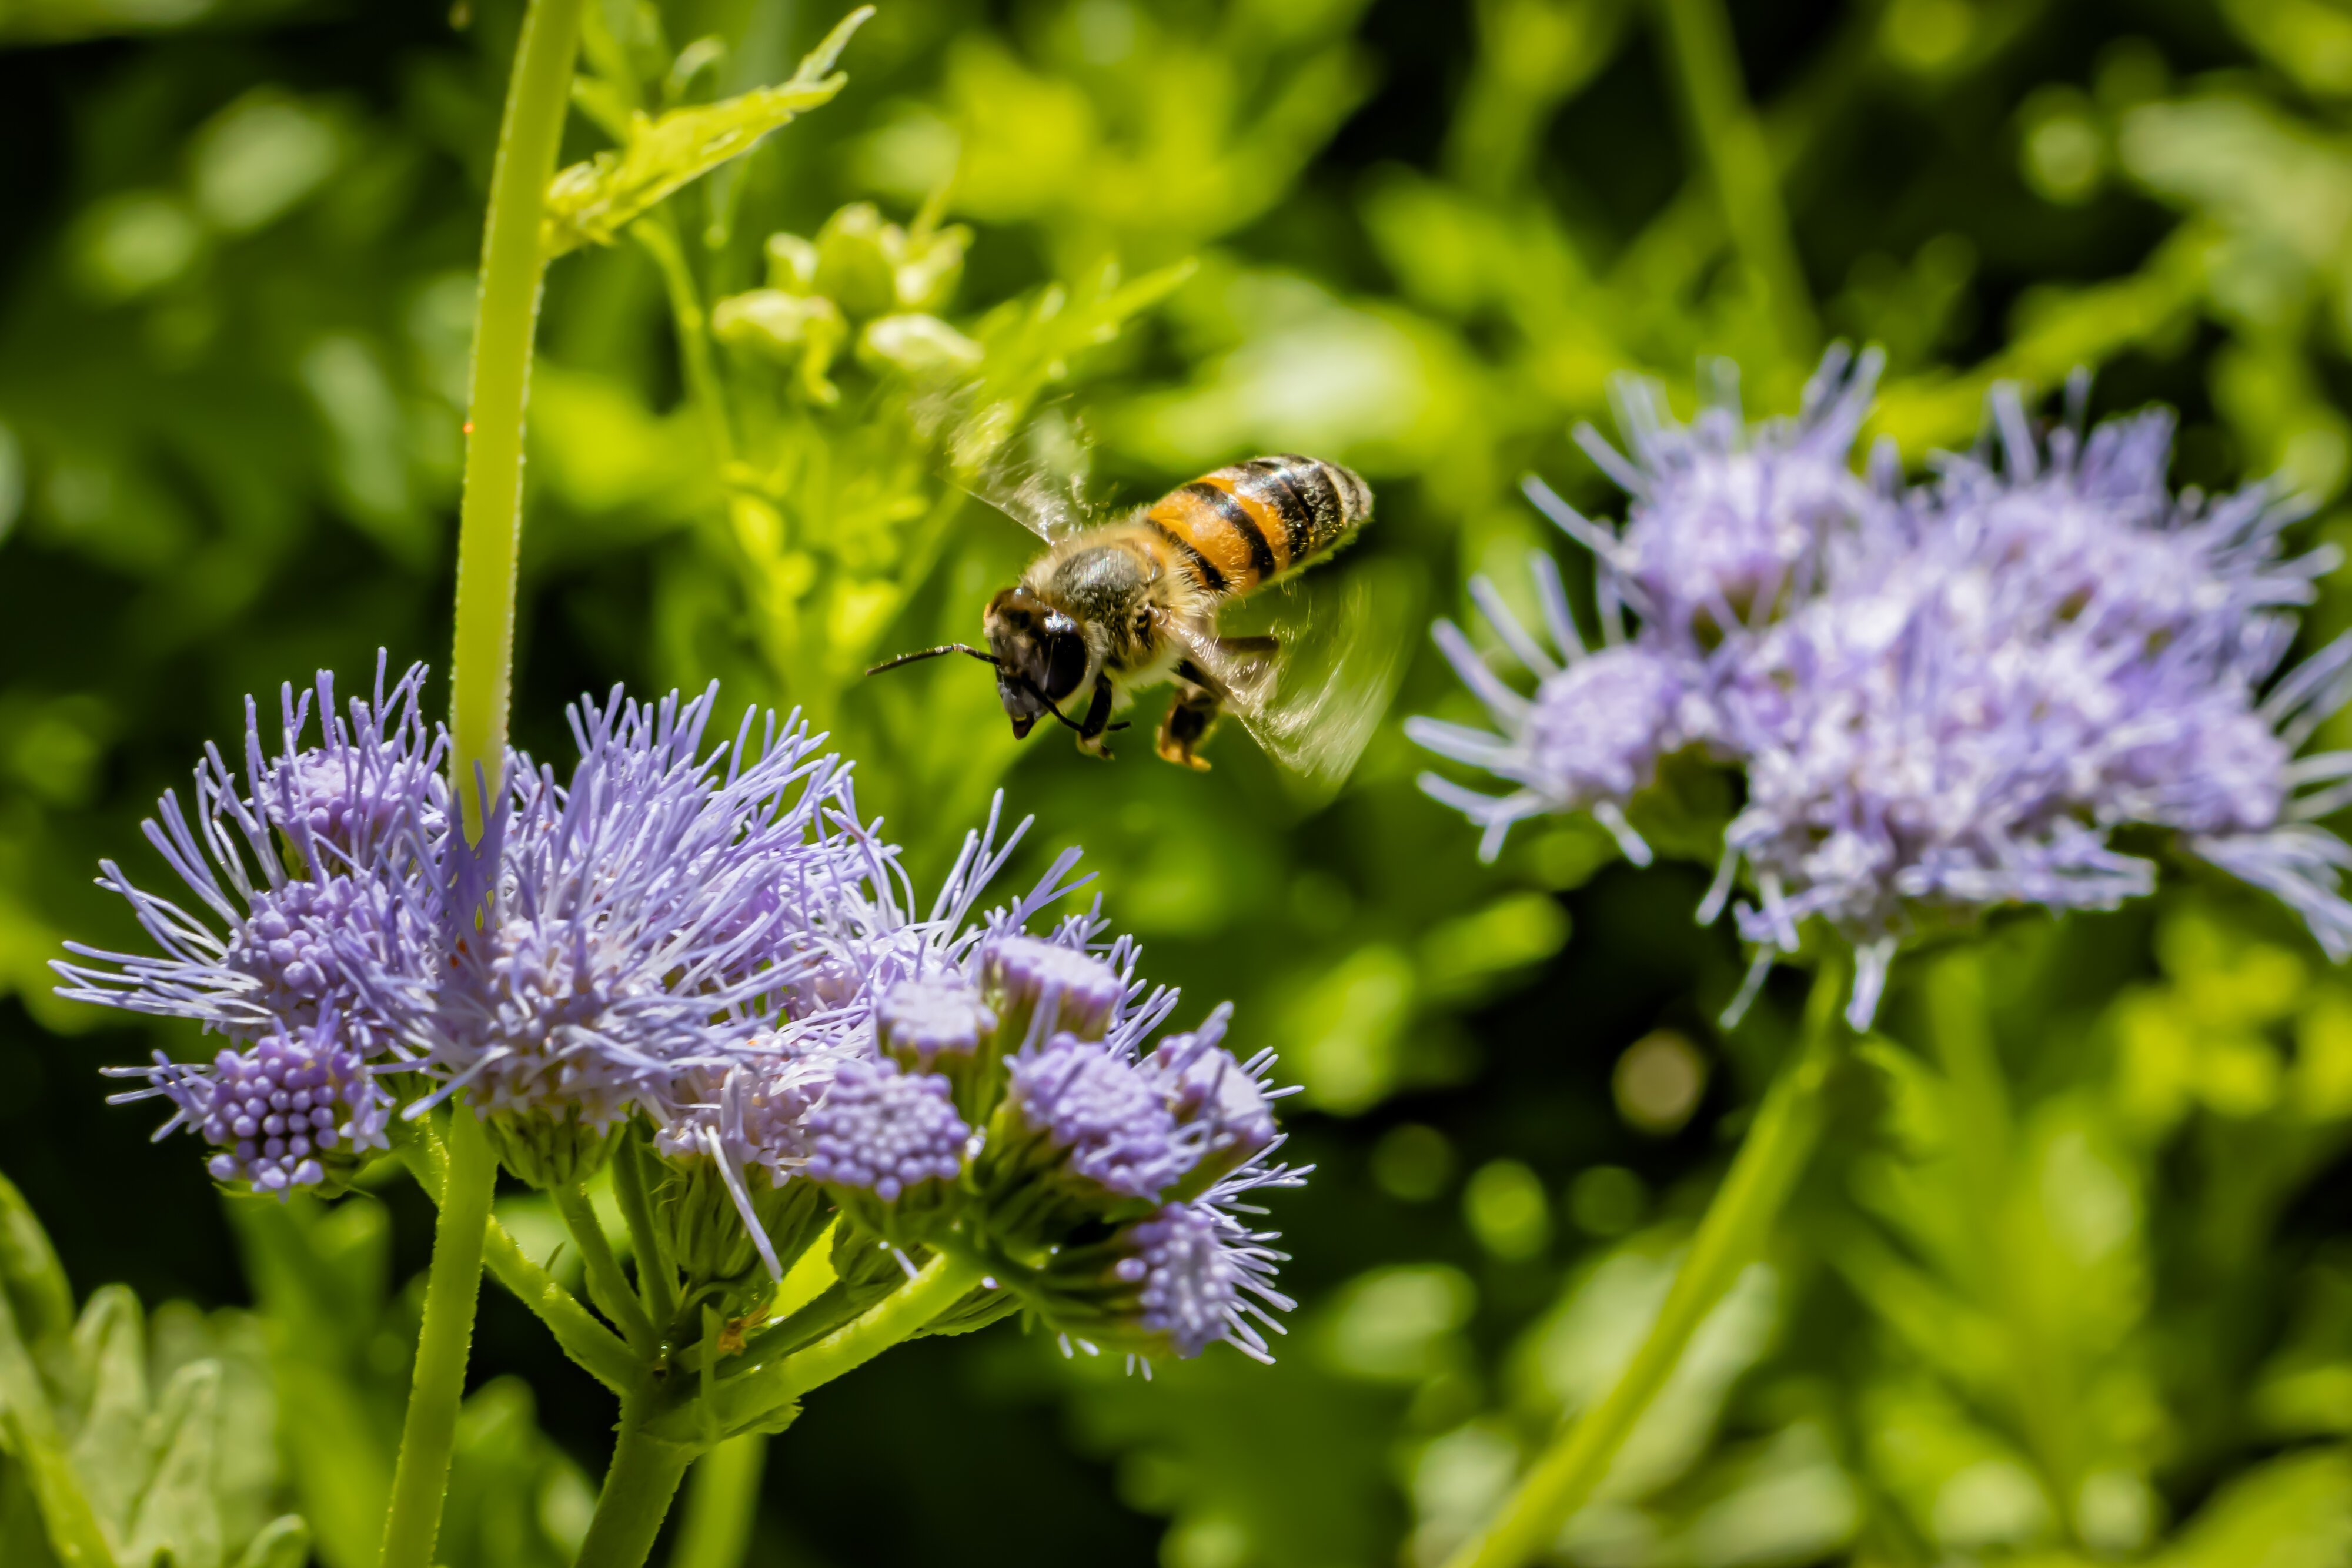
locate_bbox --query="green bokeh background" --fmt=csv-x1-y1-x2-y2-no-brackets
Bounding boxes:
6,0,2352,1564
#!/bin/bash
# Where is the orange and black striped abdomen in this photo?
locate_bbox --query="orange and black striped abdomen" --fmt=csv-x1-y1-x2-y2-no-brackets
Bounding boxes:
1142,454,1372,597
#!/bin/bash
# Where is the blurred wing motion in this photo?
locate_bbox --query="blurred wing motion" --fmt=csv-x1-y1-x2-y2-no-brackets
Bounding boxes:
960,404,1094,543
1180,559,1421,798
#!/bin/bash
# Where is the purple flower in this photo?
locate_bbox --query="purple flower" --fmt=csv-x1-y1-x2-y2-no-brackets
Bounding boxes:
116,1014,392,1193
413,686,861,1129
1540,347,1886,643
1138,1003,1287,1192
1411,554,1695,864
803,1057,970,1201
1001,1035,1193,1202
981,932,1127,1044
1419,355,2352,1029
1118,1202,1294,1361
875,975,995,1068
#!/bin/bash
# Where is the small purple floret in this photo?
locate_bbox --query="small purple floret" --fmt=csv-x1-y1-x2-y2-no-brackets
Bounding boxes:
803,1057,969,1202
1005,1035,1192,1200
876,976,995,1065
983,933,1125,1038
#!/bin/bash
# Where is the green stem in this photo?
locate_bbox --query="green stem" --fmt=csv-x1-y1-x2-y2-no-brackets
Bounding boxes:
667,1435,767,1568
449,0,588,831
1442,961,1847,1568
378,1104,500,1568
1652,0,1816,359
633,215,736,463
393,1125,638,1395
574,1400,696,1568
673,1252,979,1441
557,1182,659,1352
613,1131,681,1333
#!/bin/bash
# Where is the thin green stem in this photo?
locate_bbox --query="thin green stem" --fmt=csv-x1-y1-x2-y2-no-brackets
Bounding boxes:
667,1435,767,1568
574,1399,696,1568
1442,962,1847,1568
660,1252,979,1442
633,215,735,464
392,1121,638,1394
1652,0,1816,359
449,0,588,833
379,1104,499,1568
612,1131,680,1333
557,1182,659,1352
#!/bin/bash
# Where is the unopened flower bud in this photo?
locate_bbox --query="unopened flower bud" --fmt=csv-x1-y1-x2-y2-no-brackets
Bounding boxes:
804,1057,970,1245
485,1106,621,1190
812,203,897,320
890,223,968,313
183,1021,390,1196
657,1156,828,1295
876,975,1001,1122
977,1035,1192,1248
981,934,1124,1047
858,313,983,380
764,230,818,292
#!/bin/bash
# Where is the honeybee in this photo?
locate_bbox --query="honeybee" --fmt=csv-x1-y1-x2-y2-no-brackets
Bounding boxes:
873,453,1394,784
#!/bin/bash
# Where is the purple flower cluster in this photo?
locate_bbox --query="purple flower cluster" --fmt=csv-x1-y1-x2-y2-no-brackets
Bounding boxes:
66,668,1305,1363
1417,352,2352,1027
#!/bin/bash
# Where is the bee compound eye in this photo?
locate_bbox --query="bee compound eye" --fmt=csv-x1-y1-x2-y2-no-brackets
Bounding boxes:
1041,634,1088,702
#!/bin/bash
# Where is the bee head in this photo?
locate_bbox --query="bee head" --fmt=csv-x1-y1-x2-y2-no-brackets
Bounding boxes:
983,586,1091,738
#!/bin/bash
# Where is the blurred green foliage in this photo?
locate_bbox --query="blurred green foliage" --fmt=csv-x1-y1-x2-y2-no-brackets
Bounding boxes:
9,0,2352,1564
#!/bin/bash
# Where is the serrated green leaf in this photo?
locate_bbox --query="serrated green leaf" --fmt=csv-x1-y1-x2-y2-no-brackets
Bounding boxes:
66,1287,148,1539
0,1285,116,1568
121,1361,222,1568
544,7,872,256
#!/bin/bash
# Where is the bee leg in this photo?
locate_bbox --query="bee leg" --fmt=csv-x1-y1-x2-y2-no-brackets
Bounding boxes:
1075,677,1117,760
1156,683,1220,770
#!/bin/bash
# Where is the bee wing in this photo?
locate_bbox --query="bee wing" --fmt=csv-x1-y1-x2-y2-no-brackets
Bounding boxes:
956,404,1095,544
1182,561,1420,799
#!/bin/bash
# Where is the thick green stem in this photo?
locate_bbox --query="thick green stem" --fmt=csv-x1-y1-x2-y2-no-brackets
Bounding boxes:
378,1104,499,1568
449,0,588,831
556,1182,658,1352
393,1125,638,1394
667,1435,767,1568
574,1401,695,1568
1653,0,1816,359
1442,962,1847,1568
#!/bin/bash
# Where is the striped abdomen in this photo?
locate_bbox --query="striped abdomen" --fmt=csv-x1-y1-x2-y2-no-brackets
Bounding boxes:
1141,454,1372,597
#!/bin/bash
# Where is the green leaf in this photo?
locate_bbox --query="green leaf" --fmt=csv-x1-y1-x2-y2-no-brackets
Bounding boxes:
544,7,873,256
227,1516,308,1568
0,1283,116,1568
0,1176,74,1353
66,1287,149,1539
121,1362,223,1568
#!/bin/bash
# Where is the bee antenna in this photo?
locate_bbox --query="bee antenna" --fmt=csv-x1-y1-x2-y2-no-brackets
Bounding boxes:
865,642,1128,740
866,644,1001,676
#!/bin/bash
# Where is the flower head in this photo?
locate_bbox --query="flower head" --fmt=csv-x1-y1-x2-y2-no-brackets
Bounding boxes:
1418,353,2352,1028
999,1035,1192,1202
803,1057,970,1201
116,1015,391,1194
416,685,860,1130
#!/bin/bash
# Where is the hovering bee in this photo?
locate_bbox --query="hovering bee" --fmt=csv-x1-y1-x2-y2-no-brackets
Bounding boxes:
871,453,1389,781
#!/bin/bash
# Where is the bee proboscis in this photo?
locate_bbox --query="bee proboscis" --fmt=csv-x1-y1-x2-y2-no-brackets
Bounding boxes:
871,452,1395,784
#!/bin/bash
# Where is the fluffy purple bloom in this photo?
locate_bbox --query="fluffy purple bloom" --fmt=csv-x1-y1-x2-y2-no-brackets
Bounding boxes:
413,685,863,1129
1419,353,2352,1028
1410,550,1694,864
1541,347,1885,642
803,1057,969,1201
1115,1202,1294,1361
1139,1003,1286,1188
1003,1035,1193,1201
